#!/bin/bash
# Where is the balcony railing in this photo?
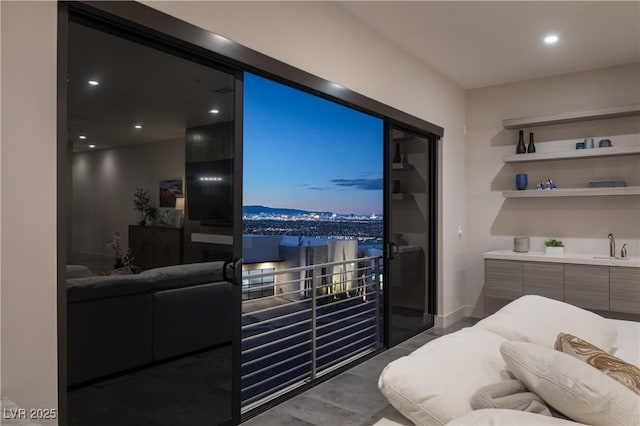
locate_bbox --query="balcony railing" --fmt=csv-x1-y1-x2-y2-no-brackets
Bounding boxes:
240,255,384,412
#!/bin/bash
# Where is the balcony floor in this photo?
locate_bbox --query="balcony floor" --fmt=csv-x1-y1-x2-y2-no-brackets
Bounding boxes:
242,317,479,426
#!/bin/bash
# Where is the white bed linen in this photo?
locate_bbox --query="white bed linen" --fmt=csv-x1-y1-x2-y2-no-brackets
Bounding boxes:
609,319,640,367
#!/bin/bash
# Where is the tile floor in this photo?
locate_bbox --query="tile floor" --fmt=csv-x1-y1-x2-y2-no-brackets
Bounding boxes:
242,317,479,426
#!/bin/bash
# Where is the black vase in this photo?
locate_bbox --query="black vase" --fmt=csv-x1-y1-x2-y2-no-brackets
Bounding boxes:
516,130,526,154
527,132,536,153
392,143,401,163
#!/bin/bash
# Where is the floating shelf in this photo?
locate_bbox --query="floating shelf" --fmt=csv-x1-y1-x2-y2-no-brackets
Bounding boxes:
503,186,640,198
502,104,640,129
392,193,412,200
392,163,411,170
502,145,640,163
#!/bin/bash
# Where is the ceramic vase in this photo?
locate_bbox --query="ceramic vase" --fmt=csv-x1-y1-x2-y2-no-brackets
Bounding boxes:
392,143,401,163
516,130,526,154
392,179,401,194
515,173,528,190
527,132,536,153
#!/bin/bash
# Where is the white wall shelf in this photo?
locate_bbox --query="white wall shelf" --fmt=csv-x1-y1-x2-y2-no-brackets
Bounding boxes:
502,104,640,129
502,145,640,163
503,186,640,198
391,193,412,200
392,163,412,170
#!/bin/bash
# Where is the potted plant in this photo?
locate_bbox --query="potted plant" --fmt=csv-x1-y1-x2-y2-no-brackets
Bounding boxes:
133,187,156,225
106,232,124,269
544,238,565,255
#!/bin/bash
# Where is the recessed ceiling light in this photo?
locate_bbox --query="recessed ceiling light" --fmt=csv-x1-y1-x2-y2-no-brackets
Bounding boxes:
134,124,142,129
544,34,559,45
89,144,96,148
79,135,87,140
88,80,100,86
208,109,219,114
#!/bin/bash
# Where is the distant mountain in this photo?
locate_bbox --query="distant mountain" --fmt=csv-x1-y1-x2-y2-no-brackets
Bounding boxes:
243,205,333,216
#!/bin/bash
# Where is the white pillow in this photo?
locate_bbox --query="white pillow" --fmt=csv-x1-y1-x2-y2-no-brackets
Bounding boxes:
475,295,618,352
446,408,586,425
500,341,640,426
379,328,510,425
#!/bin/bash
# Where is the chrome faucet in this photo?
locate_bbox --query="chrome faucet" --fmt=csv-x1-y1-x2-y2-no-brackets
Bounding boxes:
608,233,615,258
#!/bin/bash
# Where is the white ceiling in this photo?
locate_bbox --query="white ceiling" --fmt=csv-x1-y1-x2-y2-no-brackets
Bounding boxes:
338,1,640,89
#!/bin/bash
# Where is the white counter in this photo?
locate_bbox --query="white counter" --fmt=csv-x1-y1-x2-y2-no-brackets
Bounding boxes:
484,250,640,268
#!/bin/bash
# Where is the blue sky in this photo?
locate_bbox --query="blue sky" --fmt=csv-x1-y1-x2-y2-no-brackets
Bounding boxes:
243,73,383,215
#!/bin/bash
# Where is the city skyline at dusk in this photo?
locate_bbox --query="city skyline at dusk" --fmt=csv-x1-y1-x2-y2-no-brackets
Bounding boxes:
243,73,383,216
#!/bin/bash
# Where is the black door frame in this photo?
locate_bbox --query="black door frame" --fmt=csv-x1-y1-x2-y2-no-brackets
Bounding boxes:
57,2,443,424
383,124,439,348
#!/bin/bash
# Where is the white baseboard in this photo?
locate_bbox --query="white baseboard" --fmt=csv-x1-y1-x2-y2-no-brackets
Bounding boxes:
435,305,474,329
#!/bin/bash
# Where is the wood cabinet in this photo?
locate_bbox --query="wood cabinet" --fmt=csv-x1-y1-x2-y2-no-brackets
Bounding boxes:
564,264,609,311
485,258,637,314
610,267,640,314
129,225,183,269
523,262,563,301
486,259,522,300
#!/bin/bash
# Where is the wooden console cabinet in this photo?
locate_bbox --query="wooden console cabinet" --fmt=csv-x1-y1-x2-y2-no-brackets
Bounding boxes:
610,267,640,314
485,255,640,314
129,225,183,269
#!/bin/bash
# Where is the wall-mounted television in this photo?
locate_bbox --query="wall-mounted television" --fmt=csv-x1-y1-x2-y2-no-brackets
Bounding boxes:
185,159,233,225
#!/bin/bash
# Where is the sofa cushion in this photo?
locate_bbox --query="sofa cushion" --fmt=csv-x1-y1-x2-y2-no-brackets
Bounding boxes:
474,295,618,352
500,341,640,426
379,327,510,425
67,274,154,302
446,409,585,425
152,282,232,361
66,264,94,279
141,261,225,291
67,293,152,385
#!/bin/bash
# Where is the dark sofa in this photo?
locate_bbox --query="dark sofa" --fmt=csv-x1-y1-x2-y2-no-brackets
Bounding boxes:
67,261,232,386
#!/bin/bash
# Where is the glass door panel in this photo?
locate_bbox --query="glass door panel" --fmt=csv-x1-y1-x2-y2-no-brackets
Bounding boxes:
387,126,434,346
239,73,384,415
66,20,239,426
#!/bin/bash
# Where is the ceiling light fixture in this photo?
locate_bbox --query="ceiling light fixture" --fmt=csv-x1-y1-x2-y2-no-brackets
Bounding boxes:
88,80,100,86
79,135,87,140
89,144,96,149
134,124,142,129
208,109,219,114
544,34,559,45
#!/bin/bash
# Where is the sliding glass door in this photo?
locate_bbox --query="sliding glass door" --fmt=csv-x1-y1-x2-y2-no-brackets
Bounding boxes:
60,5,442,425
65,18,240,426
240,73,385,414
386,125,436,346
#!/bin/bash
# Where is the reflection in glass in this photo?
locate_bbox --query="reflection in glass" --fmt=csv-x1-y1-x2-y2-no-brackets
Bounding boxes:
66,21,235,425
388,127,433,346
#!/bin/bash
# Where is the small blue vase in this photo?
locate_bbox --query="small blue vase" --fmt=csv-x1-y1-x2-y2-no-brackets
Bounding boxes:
392,179,401,194
515,173,528,190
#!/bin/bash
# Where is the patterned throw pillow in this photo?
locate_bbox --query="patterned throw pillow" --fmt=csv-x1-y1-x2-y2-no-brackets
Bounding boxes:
555,332,640,395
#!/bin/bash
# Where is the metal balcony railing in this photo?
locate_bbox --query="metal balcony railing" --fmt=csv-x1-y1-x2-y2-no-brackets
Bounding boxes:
240,255,384,412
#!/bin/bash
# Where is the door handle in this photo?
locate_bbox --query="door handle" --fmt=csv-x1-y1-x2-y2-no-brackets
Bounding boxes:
388,242,400,260
223,258,243,285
